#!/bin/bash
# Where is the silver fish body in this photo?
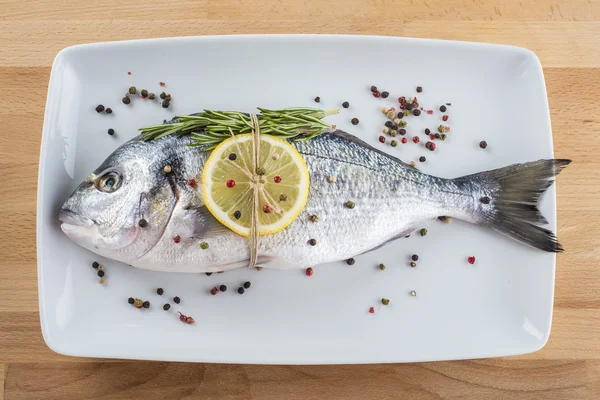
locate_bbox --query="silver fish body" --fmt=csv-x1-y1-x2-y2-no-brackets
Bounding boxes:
60,130,569,272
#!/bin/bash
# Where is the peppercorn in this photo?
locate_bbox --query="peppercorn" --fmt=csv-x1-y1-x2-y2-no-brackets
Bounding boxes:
409,161,416,167
186,317,194,324
382,127,390,134
438,216,452,224
106,128,115,136
162,99,170,108
479,141,487,149
148,93,156,100
134,298,143,308
378,136,386,144
206,272,212,276
390,140,398,147
98,264,104,271
97,270,105,277
468,256,476,265
122,96,131,104
391,124,399,130
243,281,251,289
440,105,447,112
442,115,448,121
416,86,423,93
140,89,148,97
256,167,265,175
399,128,406,135
173,296,180,304
419,156,426,162
440,134,447,140
142,301,150,308
412,109,421,116
405,104,413,111
379,263,386,270
210,287,219,295
163,303,170,311
237,287,245,294
342,101,349,108
92,261,99,269
159,92,167,99
370,85,377,92
220,285,227,292
305,267,313,277
233,210,241,219
425,128,430,135
389,130,398,137
426,141,436,151
420,228,427,236
399,120,408,128
328,176,337,183
412,136,420,144
105,108,112,114
410,290,417,297
308,239,317,246
200,242,209,250
410,262,417,268
382,298,390,305
128,297,134,304
351,118,359,125
381,91,389,98
344,201,355,209
228,153,237,161
314,96,321,103
435,133,440,139
129,86,137,94
279,194,287,201
173,235,181,244
95,104,104,113
369,307,375,314
179,312,187,322
401,138,407,144
164,165,172,173
346,258,355,265
403,109,410,117
373,91,381,98
480,196,490,204
385,121,393,128
309,215,319,223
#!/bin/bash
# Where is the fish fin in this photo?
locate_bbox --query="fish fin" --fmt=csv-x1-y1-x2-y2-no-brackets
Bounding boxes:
459,159,571,253
331,130,411,167
180,205,231,239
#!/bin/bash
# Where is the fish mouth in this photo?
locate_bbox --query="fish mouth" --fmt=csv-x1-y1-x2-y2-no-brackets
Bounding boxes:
59,208,94,227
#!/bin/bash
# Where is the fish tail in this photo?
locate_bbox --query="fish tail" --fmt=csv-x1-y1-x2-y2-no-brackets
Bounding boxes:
457,159,571,252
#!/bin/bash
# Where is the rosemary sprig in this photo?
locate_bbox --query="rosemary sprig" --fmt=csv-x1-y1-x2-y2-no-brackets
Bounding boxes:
139,107,338,146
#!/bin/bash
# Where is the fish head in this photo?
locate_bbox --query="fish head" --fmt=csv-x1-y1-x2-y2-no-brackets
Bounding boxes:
59,138,177,263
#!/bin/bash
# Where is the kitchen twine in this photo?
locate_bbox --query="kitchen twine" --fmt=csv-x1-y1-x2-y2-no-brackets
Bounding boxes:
248,114,260,268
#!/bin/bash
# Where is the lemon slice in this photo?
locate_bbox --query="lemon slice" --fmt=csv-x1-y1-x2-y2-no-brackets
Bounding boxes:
202,134,310,236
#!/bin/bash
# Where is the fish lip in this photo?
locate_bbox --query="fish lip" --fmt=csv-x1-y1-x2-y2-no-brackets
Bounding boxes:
59,208,94,227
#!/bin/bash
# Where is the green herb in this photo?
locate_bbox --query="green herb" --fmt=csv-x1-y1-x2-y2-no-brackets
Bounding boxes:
139,107,338,148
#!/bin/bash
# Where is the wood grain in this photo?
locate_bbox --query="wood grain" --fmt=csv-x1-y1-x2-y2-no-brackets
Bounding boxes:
0,0,599,399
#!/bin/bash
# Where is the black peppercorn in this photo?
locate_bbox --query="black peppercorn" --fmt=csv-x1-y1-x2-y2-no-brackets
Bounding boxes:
97,270,105,277
412,109,421,116
346,258,355,265
342,101,349,108
399,128,406,136
107,128,115,136
412,254,419,261
391,124,398,131
370,85,377,92
237,287,245,294
128,297,134,304
314,96,320,103
163,303,171,311
157,288,164,295
228,153,237,161
396,112,404,119
351,118,359,125
95,104,104,113
138,219,147,228
233,210,241,219
425,128,430,135
439,105,447,112
173,296,180,304
159,92,167,99
416,86,423,93
308,238,317,246
243,281,251,289
92,261,99,269
419,156,426,162
105,108,112,114
122,96,131,105
435,133,440,139
219,285,227,292
205,272,212,276
142,301,150,308
129,86,137,94
385,121,393,128
162,100,170,108
405,104,413,111
381,91,389,98
479,141,488,149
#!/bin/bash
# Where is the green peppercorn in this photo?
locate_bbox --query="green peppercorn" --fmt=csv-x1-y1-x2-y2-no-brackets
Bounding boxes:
437,125,445,133
419,228,427,236
159,92,167,99
141,89,148,97
399,120,408,128
379,263,386,270
344,201,355,209
440,134,447,140
148,93,156,100
122,96,131,105
309,215,319,223
403,109,410,117
134,298,143,308
410,262,417,268
390,140,398,147
279,194,287,201
200,242,209,250
381,298,390,306
256,167,265,175
129,86,137,94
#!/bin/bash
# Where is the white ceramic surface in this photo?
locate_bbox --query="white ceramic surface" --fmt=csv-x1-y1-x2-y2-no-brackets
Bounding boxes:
38,35,557,364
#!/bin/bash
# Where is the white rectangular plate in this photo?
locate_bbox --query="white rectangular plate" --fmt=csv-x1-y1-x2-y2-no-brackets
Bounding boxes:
38,35,557,364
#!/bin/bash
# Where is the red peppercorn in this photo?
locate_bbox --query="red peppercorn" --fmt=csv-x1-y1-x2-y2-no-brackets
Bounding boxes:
378,136,386,144
210,287,219,295
274,176,282,183
173,235,181,244
369,307,375,314
398,96,405,103
186,316,194,324
468,256,476,265
373,91,381,98
178,312,187,322
429,142,437,151
263,204,273,213
442,115,449,121
430,134,436,140
226,179,236,188
127,71,131,75
412,136,420,144
401,137,407,144
160,82,166,87
305,267,313,277
426,109,433,115
187,178,196,187
444,126,451,132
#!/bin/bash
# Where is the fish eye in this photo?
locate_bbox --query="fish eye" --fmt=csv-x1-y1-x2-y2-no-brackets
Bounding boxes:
96,172,121,193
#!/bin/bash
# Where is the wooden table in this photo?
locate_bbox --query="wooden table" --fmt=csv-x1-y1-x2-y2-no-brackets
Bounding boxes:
1,1,599,398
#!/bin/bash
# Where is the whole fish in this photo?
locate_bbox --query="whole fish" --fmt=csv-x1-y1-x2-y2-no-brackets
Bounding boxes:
59,130,570,273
